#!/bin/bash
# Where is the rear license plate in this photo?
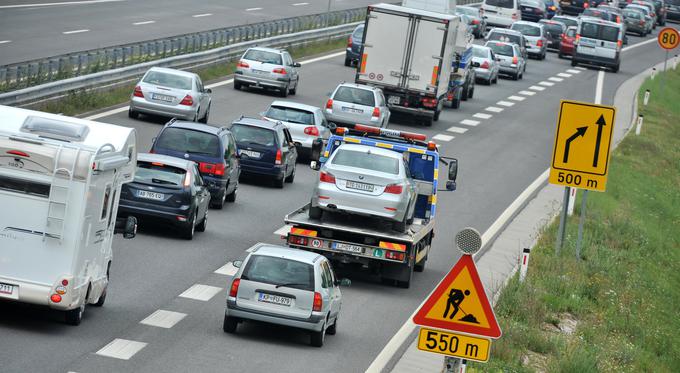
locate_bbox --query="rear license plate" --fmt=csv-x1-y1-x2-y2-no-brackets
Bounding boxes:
0,283,15,296
333,242,364,254
388,95,401,105
341,106,364,114
252,69,268,75
138,190,164,200
258,292,292,306
346,180,374,192
152,93,173,102
240,150,261,158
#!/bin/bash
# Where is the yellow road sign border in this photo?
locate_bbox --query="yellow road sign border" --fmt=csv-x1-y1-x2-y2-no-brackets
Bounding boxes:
417,327,491,363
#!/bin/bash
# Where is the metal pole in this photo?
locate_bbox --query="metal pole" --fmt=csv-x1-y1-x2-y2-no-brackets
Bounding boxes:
575,190,588,260
444,357,465,373
555,186,569,254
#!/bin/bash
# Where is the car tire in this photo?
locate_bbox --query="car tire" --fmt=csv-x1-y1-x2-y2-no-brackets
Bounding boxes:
226,187,237,202
414,254,427,272
326,318,337,335
309,204,323,220
199,104,210,124
541,52,546,60
211,189,226,209
433,109,441,122
128,108,139,119
571,59,577,67
285,166,295,183
93,265,109,307
182,214,196,240
512,72,519,81
558,52,564,59
274,175,285,188
280,86,288,98
344,56,351,67
223,314,238,333
611,64,619,73
234,81,242,90
469,85,475,98
461,82,469,101
64,304,84,326
310,322,326,347
196,210,207,232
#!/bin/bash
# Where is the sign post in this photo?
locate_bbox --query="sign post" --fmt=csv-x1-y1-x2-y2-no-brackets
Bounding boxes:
657,28,680,94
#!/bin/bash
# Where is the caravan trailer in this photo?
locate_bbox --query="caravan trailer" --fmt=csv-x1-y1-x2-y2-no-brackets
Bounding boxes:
0,105,137,325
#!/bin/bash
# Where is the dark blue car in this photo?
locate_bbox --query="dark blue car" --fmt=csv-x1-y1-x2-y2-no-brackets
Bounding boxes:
230,117,297,188
345,24,364,67
150,120,240,209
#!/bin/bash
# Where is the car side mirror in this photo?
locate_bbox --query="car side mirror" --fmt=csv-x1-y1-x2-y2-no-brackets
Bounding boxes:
205,88,212,94
448,158,458,181
446,180,457,191
115,216,137,239
310,160,320,170
327,122,338,131
292,62,301,67
336,278,352,287
233,260,243,268
472,61,481,67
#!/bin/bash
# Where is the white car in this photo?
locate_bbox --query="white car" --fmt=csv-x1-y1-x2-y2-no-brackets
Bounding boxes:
262,101,333,158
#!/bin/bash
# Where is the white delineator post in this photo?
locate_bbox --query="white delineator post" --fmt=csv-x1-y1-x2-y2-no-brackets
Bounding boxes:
651,67,656,79
643,89,650,106
567,187,577,216
519,248,531,282
636,115,644,135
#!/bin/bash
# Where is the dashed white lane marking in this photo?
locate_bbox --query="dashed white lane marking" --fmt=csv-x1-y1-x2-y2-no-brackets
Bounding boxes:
538,81,554,86
0,40,11,44
246,7,263,11
62,29,89,34
496,100,514,107
179,284,222,301
473,113,492,119
507,95,525,101
567,69,580,74
432,134,454,142
274,225,292,236
529,85,546,91
446,126,468,134
292,2,309,5
133,20,155,25
96,339,147,360
140,310,187,329
557,72,572,77
575,66,586,70
460,119,480,126
548,77,563,82
192,13,212,17
485,106,503,113
215,262,239,276
519,90,536,96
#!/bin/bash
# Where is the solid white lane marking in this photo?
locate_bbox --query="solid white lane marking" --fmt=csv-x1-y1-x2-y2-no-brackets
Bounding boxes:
274,225,292,236
595,69,605,105
548,77,563,82
292,2,309,5
485,106,503,113
519,90,536,96
539,81,554,86
0,40,11,44
507,95,525,101
62,29,89,34
432,134,454,142
446,126,468,133
557,73,572,78
192,13,212,17
0,0,123,9
567,69,580,74
245,7,263,11
473,113,492,119
496,100,514,107
140,310,187,329
460,119,480,126
179,284,222,301
214,262,239,276
529,85,546,91
622,37,658,52
133,20,155,25
96,339,147,360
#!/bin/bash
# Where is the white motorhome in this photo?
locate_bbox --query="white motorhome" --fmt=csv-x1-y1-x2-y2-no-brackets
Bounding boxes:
0,105,137,325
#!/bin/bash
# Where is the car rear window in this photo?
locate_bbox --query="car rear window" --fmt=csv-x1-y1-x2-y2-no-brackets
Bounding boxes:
623,9,642,18
456,7,478,16
231,124,278,147
352,26,364,40
581,22,620,42
485,0,515,8
330,149,399,175
242,255,314,291
472,47,489,58
541,22,565,35
488,31,522,45
512,23,541,36
265,106,315,125
333,87,376,106
0,175,50,197
243,49,283,65
553,17,578,28
155,128,221,157
135,161,186,187
488,43,515,56
142,71,193,90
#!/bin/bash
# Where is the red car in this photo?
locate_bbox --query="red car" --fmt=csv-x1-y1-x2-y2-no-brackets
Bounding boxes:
558,26,577,59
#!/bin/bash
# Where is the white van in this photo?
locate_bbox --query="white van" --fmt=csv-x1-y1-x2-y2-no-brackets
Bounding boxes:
0,105,137,325
572,18,623,72
481,0,521,28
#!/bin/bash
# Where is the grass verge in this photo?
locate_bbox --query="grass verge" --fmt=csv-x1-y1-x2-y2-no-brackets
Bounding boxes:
468,68,680,372
33,37,347,117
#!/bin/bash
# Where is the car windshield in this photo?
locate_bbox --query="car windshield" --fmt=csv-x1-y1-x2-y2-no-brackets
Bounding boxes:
485,0,515,8
624,9,642,18
583,9,607,19
333,86,375,106
581,22,620,42
553,17,578,27
456,7,478,16
243,49,283,65
155,128,220,157
231,124,277,146
331,149,399,175
473,47,489,58
488,43,515,56
142,71,193,90
352,26,364,40
488,31,523,45
135,161,186,186
512,24,541,36
242,255,314,291
628,5,649,14
265,106,315,125
541,23,565,35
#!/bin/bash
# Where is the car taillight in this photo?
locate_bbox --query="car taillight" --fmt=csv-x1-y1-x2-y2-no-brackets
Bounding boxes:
275,149,282,165
384,184,403,194
179,94,193,106
313,292,322,312
50,294,62,303
639,20,645,25
537,39,544,47
560,33,565,40
133,85,144,98
289,236,309,246
347,36,353,48
372,107,380,118
420,97,437,108
199,162,225,176
512,12,518,19
481,60,490,69
616,15,621,23
472,19,480,25
319,171,335,183
325,99,333,112
575,34,581,44
513,56,519,64
229,278,240,297
272,67,287,75
617,39,622,49
584,2,589,7
304,126,320,136
385,251,405,261
237,60,249,68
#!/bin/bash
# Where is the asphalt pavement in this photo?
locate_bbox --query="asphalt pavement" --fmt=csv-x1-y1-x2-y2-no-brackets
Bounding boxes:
0,24,676,373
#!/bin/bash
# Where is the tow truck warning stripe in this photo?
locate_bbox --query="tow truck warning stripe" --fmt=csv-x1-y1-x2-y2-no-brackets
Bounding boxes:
290,228,317,237
379,241,406,251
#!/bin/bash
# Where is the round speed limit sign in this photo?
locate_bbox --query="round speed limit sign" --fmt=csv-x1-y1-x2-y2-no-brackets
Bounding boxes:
658,27,680,50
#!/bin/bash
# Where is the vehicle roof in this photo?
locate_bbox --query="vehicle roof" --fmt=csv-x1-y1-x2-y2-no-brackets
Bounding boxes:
371,3,457,21
334,82,379,91
579,17,621,27
513,20,543,27
334,143,403,159
552,15,579,21
252,244,322,263
167,120,227,134
246,46,285,54
232,116,283,130
137,152,194,169
489,27,524,36
270,100,320,112
147,67,196,78
472,44,492,51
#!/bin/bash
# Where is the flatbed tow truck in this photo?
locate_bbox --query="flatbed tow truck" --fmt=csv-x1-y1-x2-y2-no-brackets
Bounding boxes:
284,125,458,288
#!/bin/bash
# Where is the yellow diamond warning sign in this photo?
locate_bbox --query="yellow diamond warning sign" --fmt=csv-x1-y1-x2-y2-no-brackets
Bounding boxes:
549,100,616,192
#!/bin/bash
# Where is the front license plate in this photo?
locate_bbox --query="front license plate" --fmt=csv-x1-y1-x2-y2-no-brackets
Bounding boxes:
388,95,401,105
240,150,261,158
333,242,364,254
258,293,292,306
346,180,374,192
138,190,164,200
152,93,173,102
0,282,15,296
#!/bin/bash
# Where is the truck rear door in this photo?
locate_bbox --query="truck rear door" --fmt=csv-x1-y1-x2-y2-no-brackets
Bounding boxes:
358,9,411,88
406,18,447,94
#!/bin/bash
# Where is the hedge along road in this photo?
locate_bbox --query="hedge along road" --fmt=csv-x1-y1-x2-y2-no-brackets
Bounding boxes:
0,26,675,373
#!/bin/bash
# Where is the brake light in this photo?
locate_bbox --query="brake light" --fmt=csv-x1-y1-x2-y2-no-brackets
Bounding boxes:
304,126,320,136
319,171,336,183
61,279,69,286
313,292,323,312
179,94,193,106
352,124,428,142
325,99,333,111
133,85,144,98
199,162,225,176
347,36,353,48
472,19,480,25
50,294,62,303
275,149,282,165
537,39,544,47
420,97,438,108
513,56,519,64
289,236,309,246
575,34,581,44
272,67,287,75
617,39,622,49
229,278,240,297
481,60,490,69
7,150,29,157
237,60,249,68
616,15,621,23
384,184,403,194
385,251,405,261
372,107,381,118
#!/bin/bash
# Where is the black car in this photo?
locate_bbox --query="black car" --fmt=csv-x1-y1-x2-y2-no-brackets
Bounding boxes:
520,0,548,21
539,19,567,49
230,117,297,188
150,120,240,209
651,0,667,24
118,153,210,240
345,24,364,67
666,0,680,22
559,0,607,15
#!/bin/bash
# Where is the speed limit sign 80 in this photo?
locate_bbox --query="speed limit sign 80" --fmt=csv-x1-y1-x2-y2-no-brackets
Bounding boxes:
658,28,680,50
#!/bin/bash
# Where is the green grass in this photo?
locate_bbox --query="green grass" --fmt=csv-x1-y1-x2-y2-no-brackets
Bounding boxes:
467,68,680,372
32,38,347,117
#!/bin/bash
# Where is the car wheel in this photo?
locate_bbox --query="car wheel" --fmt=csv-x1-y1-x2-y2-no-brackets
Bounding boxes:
519,71,524,80
199,104,210,124
414,254,427,272
433,108,441,122
280,86,288,98
469,85,475,98
541,52,546,60
344,56,351,67
192,108,200,122
571,59,577,67
196,210,207,232
234,81,242,90
211,189,226,209
309,203,323,220
611,64,619,73
93,265,110,307
461,83,469,101
223,314,238,333
558,52,564,59
182,214,196,240
512,72,519,81
274,175,285,188
290,78,298,95
326,318,337,335
310,322,326,347
64,304,84,326
128,108,139,119
285,166,295,183
226,187,237,202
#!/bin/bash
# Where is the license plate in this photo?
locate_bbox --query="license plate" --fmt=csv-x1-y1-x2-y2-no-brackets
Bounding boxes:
152,93,173,102
333,242,364,254
346,180,374,192
0,283,14,296
240,150,261,158
388,95,401,105
258,292,292,306
341,106,364,114
252,69,268,75
138,190,164,200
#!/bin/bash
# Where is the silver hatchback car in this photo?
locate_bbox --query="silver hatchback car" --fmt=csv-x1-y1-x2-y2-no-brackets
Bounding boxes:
224,244,349,347
129,67,212,122
234,47,301,97
485,41,527,80
325,83,390,128
510,21,548,60
309,143,417,232
262,101,332,158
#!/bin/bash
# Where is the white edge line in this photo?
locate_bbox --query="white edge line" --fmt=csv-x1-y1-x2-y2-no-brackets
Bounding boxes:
595,69,605,105
621,37,657,52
